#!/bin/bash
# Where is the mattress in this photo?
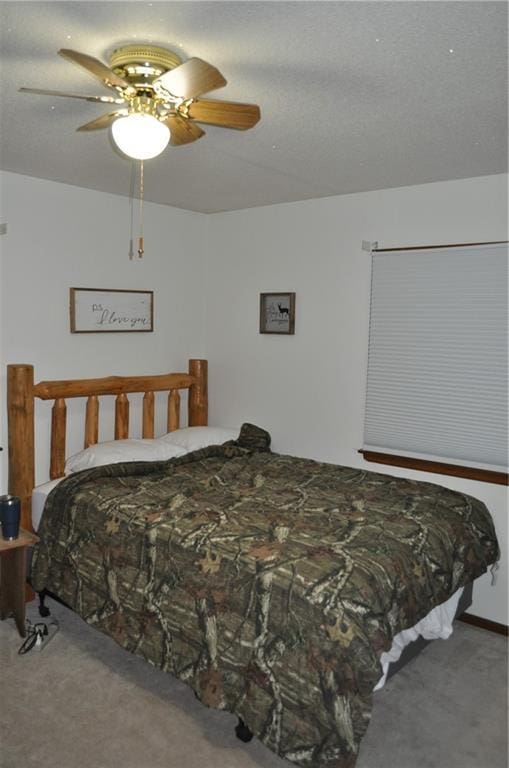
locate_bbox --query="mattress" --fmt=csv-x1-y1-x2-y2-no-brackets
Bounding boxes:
31,432,496,768
31,477,465,693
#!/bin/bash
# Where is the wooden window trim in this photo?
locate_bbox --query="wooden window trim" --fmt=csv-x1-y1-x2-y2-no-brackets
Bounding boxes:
358,450,508,486
373,239,508,252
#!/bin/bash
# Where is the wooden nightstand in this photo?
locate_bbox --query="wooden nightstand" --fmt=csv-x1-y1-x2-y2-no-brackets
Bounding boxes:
0,528,39,637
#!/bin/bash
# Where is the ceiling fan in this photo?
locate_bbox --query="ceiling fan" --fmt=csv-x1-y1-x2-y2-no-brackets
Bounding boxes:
19,44,261,159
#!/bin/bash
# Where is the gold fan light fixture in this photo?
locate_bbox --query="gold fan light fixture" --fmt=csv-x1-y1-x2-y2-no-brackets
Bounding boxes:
20,44,261,159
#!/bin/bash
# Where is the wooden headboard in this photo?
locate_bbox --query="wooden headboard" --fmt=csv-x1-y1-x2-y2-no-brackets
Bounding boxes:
7,358,208,531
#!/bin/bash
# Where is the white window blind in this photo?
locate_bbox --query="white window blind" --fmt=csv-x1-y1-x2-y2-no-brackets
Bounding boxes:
363,242,508,474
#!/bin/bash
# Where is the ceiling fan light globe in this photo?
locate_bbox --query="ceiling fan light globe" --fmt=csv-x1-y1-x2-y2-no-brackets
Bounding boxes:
111,113,170,159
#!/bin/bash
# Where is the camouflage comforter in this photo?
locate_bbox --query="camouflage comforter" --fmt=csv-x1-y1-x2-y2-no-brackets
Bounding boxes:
31,424,499,768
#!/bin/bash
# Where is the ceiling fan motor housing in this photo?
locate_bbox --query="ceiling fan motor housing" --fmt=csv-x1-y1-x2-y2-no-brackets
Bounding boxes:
109,44,182,87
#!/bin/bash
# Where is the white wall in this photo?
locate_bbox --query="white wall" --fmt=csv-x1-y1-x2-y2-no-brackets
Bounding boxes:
205,174,508,624
0,171,207,486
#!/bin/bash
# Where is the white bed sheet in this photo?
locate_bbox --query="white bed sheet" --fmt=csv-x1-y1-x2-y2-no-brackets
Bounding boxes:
374,587,464,690
31,480,464,691
32,478,62,532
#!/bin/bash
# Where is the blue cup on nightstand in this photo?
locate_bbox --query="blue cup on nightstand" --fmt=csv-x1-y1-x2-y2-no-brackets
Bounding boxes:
0,495,21,540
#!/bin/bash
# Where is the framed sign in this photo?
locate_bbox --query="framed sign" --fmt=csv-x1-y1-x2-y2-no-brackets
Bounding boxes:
259,292,295,335
70,288,154,333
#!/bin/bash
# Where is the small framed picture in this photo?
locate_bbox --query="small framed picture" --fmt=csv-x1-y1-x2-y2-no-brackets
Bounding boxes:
259,292,295,335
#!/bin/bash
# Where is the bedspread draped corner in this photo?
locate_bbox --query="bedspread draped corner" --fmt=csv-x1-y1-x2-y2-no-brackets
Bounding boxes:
30,426,499,768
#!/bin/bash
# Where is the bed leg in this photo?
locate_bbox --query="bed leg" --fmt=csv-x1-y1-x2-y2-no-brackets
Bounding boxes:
235,717,253,743
38,589,50,618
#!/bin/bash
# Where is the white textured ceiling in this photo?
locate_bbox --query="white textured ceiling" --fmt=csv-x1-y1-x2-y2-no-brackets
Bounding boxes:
0,1,507,213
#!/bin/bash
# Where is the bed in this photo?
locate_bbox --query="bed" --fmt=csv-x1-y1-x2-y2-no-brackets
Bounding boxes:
6,359,499,768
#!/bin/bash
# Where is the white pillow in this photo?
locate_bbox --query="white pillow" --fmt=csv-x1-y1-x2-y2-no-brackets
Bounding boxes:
65,438,185,474
159,426,239,452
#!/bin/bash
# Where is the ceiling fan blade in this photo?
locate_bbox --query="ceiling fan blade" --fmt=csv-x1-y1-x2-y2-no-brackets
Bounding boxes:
187,99,261,130
59,49,131,91
19,87,125,104
154,58,226,99
76,110,127,131
164,114,205,146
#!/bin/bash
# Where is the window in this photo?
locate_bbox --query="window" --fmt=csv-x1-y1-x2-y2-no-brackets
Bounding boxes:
361,242,508,484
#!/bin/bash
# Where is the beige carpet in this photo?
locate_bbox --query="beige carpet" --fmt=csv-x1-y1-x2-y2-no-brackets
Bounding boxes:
0,598,507,768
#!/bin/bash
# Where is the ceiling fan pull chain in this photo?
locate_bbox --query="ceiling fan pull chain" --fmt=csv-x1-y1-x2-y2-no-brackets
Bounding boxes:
138,159,144,258
128,161,135,260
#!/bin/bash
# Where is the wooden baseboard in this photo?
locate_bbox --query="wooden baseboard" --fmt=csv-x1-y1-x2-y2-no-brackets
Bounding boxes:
458,612,508,637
